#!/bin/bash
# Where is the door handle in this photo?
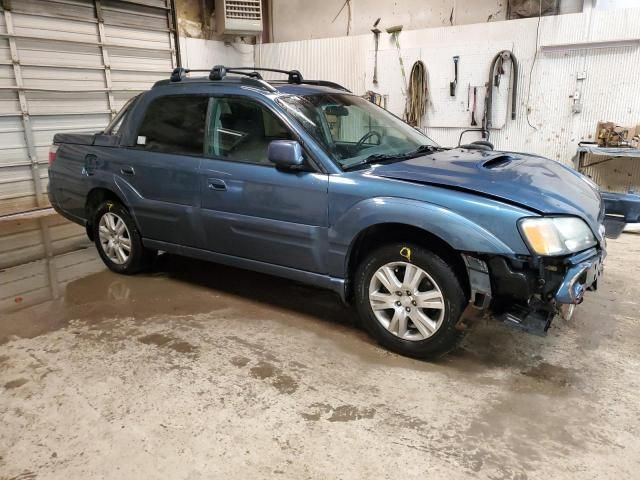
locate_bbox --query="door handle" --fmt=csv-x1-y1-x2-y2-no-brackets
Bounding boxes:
120,166,135,175
207,178,227,191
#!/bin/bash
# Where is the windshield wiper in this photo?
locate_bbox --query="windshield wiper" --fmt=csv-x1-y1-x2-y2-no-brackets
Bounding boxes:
343,144,440,171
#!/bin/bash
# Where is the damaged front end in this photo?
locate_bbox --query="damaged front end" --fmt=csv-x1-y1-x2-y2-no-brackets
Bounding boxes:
459,245,605,336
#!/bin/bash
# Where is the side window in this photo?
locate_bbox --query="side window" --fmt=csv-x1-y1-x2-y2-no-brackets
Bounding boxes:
206,97,293,165
136,95,208,155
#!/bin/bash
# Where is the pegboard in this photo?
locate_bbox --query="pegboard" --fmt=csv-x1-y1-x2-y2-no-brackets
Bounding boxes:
368,41,514,129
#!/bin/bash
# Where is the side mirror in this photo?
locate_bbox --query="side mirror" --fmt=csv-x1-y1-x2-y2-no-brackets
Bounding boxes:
268,140,305,169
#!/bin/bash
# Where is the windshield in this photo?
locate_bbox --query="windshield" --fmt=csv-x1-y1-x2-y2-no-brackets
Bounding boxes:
276,93,437,169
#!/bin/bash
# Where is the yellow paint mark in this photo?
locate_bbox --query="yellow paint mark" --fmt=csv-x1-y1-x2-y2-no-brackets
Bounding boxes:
107,201,113,211
399,247,412,262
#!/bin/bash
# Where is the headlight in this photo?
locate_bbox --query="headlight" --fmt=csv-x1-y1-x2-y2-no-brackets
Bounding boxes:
519,217,597,256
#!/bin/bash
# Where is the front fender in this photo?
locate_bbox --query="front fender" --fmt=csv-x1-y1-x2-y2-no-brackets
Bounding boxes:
328,197,524,278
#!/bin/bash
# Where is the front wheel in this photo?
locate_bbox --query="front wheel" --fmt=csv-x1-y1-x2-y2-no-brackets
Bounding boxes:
92,200,156,274
354,243,467,359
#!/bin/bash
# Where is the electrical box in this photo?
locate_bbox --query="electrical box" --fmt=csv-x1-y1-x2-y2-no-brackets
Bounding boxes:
215,0,263,36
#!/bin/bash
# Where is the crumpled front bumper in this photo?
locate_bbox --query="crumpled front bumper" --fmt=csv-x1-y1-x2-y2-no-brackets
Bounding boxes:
460,246,606,336
555,247,605,304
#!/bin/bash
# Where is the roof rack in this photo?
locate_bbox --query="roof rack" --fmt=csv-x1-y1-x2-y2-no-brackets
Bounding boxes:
168,65,351,93
272,79,351,93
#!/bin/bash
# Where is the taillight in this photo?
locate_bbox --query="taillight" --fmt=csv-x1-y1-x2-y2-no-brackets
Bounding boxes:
49,145,58,165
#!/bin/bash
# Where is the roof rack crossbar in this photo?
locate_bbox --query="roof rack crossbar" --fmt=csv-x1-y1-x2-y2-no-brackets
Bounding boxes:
168,65,349,93
214,66,303,85
170,67,210,82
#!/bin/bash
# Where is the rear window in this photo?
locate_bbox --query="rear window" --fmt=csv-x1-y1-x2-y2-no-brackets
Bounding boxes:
136,95,209,156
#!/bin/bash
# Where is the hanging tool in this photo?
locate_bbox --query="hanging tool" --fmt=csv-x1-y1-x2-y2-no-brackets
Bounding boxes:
386,25,407,93
404,60,429,127
449,55,459,96
371,18,381,85
331,0,352,36
466,83,471,111
471,86,478,126
483,50,518,129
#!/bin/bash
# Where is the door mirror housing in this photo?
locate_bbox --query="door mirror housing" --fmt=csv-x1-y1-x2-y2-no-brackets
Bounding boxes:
268,140,305,170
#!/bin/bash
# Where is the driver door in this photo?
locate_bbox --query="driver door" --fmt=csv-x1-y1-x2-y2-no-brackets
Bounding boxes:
198,96,329,274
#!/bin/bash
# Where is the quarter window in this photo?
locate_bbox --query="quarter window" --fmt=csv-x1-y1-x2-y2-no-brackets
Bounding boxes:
206,98,293,165
105,95,138,135
136,95,209,155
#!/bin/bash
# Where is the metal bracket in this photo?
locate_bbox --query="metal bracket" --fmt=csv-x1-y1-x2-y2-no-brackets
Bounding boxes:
3,8,44,206
461,254,492,308
456,254,492,331
94,0,104,22
94,0,116,118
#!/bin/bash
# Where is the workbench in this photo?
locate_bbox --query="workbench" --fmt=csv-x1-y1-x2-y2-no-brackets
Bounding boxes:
573,143,640,175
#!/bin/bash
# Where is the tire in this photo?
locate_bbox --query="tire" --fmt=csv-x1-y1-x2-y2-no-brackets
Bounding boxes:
92,200,156,274
354,243,467,359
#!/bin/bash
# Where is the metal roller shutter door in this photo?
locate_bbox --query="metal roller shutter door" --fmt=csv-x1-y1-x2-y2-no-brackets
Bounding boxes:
0,0,176,216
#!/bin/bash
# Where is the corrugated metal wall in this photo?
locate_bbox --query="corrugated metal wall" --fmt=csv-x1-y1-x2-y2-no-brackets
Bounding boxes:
256,35,369,91
181,36,254,69
0,0,176,216
255,7,640,169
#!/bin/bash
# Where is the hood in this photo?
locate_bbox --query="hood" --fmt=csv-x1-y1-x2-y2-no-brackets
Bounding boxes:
371,148,604,235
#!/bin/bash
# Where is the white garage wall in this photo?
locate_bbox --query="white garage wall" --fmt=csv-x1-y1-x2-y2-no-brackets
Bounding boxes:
268,0,586,43
255,6,640,166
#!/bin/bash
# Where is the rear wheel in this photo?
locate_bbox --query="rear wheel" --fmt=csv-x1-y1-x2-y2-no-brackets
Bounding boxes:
92,200,156,274
355,243,467,359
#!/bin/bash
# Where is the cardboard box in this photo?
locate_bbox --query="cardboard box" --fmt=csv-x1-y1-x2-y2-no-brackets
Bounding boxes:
596,121,639,147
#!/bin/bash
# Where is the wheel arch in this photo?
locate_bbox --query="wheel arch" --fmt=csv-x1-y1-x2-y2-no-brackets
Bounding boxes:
333,197,516,301
84,187,128,240
345,223,470,301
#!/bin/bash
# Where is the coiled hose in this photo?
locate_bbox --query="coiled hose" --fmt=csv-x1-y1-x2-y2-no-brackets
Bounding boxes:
483,50,518,129
404,60,428,128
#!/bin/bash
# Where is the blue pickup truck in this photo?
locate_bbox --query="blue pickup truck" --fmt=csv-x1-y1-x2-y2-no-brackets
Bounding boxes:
48,66,606,359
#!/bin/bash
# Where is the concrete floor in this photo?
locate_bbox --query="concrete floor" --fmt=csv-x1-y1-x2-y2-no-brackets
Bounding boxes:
1,235,639,479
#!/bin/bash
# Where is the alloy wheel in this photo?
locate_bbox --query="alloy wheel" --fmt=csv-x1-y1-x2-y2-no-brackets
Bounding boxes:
368,261,445,341
98,212,131,265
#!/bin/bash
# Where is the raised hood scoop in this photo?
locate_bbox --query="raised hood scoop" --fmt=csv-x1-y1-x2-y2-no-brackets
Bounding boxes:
481,154,516,169
370,148,603,234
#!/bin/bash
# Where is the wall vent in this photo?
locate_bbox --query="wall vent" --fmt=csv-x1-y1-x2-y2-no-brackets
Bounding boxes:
215,0,263,35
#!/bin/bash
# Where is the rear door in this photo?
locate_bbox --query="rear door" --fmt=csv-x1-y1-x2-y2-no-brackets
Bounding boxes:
199,96,329,273
109,94,208,246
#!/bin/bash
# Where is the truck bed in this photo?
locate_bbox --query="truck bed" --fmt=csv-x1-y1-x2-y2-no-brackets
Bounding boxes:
52,133,96,145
